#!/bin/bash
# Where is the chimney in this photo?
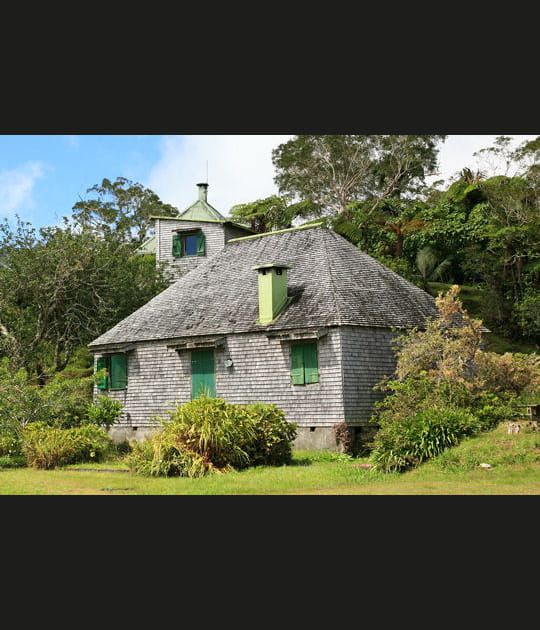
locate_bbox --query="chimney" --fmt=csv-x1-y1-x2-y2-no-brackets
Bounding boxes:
197,182,208,202
252,264,292,325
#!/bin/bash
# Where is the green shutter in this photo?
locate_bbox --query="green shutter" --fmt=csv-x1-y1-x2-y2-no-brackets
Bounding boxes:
196,231,206,255
110,354,127,390
291,345,305,385
172,234,182,257
96,356,108,390
303,342,319,383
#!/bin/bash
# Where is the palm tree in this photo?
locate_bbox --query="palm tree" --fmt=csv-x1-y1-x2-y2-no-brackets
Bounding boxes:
416,246,453,289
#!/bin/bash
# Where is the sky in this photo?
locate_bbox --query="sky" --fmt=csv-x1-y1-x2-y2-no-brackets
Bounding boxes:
0,134,537,230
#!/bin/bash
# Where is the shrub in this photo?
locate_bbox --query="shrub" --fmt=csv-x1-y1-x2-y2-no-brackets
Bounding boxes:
37,372,94,428
369,287,540,472
0,454,26,468
470,392,523,432
0,430,22,458
369,406,481,472
333,423,355,456
21,423,113,469
126,397,296,477
86,396,124,428
242,402,297,466
0,358,122,461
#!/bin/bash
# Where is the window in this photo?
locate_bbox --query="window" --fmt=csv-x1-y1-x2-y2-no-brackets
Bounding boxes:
95,354,128,391
291,342,319,385
172,231,206,258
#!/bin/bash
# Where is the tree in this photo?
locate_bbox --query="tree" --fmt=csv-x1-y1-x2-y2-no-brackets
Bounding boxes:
229,194,318,233
0,218,170,379
272,135,447,222
71,176,178,246
415,246,452,289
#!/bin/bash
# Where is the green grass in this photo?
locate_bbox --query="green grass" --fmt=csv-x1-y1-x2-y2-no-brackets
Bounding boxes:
1,426,538,494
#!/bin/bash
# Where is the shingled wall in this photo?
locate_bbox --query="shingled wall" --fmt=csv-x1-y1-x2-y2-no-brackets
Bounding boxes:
96,325,400,450
155,219,252,282
155,219,227,280
340,326,397,423
97,328,346,447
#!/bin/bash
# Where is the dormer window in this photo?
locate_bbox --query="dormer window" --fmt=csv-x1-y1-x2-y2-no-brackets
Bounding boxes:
172,229,206,258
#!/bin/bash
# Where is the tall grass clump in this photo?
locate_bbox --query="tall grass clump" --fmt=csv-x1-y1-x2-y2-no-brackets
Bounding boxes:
370,406,480,472
125,397,296,477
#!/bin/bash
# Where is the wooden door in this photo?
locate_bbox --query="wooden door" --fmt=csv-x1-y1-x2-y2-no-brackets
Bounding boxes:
191,349,216,399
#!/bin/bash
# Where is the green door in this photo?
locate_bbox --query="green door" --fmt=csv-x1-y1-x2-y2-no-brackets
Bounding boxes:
191,349,216,399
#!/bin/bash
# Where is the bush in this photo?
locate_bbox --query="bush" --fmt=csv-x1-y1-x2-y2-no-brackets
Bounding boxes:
0,430,22,458
0,454,26,468
470,392,523,432
21,423,113,469
369,406,481,472
126,397,296,477
369,287,540,473
0,358,122,461
86,396,124,428
242,402,297,466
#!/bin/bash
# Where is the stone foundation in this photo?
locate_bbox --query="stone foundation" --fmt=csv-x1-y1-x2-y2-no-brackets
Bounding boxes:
105,422,379,454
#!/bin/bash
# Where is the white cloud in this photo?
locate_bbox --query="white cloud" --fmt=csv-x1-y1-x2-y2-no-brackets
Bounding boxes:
63,135,80,148
0,161,45,218
147,135,294,216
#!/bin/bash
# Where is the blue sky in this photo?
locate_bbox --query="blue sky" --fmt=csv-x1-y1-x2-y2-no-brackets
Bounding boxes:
0,134,536,231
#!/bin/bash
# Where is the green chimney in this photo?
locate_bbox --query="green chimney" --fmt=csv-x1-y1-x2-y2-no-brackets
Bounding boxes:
252,263,292,325
197,182,208,202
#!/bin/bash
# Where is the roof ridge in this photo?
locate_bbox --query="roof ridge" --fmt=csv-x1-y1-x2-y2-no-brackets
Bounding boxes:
227,221,326,244
320,228,343,325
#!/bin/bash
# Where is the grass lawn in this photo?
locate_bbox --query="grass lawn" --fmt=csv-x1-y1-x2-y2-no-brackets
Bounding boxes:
1,426,539,495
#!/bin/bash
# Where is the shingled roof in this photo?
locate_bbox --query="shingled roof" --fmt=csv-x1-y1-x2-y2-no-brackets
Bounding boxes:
89,225,439,348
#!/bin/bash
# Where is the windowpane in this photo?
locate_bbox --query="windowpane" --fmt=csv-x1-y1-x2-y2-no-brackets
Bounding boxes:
184,235,199,256
110,354,127,390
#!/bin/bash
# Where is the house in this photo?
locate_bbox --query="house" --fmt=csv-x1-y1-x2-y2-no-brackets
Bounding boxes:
89,198,440,451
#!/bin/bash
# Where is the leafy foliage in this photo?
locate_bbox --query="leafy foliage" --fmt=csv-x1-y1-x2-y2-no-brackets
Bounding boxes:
21,422,113,469
229,194,319,233
370,406,481,472
71,176,178,245
125,397,296,477
272,135,446,221
0,217,170,377
369,287,540,472
86,396,124,429
0,357,121,458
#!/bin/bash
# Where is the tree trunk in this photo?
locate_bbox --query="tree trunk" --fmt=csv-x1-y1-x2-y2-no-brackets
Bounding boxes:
395,230,404,258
